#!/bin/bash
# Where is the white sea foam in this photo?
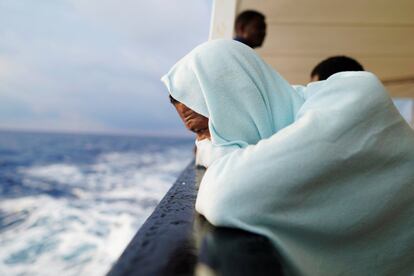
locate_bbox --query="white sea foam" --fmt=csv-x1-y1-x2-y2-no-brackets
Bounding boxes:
0,147,192,276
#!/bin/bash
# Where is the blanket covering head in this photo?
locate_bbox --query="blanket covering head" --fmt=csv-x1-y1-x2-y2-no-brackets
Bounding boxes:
162,39,414,275
161,39,304,147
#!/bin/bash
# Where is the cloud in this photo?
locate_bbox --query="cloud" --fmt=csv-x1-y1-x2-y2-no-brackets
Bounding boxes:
0,0,211,135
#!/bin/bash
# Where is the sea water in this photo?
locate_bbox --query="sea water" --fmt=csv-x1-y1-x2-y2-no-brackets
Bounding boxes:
0,130,193,276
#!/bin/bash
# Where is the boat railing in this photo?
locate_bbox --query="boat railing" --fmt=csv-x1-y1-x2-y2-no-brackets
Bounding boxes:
107,162,283,276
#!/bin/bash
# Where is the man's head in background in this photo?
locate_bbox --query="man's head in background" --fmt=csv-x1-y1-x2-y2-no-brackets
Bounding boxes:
234,10,266,49
310,56,364,81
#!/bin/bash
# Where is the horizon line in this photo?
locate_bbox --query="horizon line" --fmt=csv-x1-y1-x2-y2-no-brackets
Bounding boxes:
0,126,194,139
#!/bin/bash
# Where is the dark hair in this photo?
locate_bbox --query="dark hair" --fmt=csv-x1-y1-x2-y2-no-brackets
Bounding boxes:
169,95,179,105
311,56,364,81
235,10,265,31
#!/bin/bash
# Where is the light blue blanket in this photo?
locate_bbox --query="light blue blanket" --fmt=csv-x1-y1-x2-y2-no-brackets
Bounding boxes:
162,39,304,148
162,39,414,276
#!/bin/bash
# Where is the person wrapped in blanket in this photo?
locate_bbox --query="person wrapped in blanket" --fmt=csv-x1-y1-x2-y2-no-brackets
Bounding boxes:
162,39,414,276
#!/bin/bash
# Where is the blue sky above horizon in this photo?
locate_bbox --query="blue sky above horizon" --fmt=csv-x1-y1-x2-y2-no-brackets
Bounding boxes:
0,0,212,136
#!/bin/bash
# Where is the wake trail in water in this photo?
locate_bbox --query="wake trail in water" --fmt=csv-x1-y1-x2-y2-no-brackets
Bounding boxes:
0,132,193,276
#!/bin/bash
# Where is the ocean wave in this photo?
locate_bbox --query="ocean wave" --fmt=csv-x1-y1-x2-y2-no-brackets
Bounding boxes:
0,146,193,276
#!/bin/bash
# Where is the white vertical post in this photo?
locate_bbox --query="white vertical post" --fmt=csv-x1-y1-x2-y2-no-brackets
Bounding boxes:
208,0,239,40
411,100,414,127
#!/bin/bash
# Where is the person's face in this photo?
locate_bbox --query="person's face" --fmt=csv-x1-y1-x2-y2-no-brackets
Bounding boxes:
241,17,267,48
173,102,209,133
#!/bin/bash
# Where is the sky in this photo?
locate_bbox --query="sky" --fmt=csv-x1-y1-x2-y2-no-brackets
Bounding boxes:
0,0,212,136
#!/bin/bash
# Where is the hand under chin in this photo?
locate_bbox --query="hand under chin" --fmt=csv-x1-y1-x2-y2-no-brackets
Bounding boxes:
196,129,211,141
